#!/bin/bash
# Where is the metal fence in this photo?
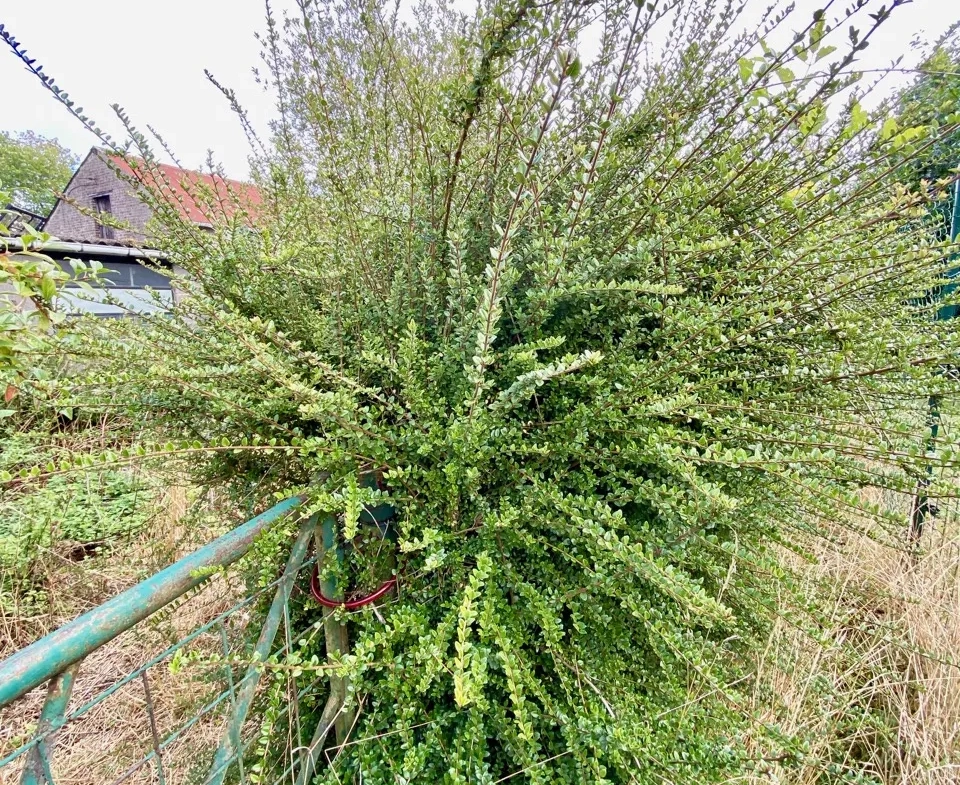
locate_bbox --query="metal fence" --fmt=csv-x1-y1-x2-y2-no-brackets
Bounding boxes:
0,495,392,785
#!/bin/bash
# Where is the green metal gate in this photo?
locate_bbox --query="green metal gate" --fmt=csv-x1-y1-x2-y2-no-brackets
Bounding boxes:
0,495,393,785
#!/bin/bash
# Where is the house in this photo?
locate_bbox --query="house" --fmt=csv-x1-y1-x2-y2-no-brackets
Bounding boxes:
7,148,261,317
45,149,262,245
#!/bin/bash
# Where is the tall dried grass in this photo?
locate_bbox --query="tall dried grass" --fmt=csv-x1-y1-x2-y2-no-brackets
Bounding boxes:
749,490,960,785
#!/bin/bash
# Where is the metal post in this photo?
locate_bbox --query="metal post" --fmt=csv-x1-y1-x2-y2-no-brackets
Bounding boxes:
951,177,960,244
295,516,347,785
320,514,353,744
21,663,80,785
205,513,317,785
910,394,941,542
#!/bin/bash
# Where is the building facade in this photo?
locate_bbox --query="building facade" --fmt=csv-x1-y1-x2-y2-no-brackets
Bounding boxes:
34,149,261,316
44,150,154,244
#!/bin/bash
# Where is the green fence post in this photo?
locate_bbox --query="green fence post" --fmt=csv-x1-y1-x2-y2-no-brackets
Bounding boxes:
21,663,80,785
952,177,960,245
205,513,317,785
295,515,346,785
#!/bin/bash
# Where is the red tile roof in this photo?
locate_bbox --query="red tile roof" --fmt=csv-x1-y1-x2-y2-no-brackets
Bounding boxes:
106,153,263,225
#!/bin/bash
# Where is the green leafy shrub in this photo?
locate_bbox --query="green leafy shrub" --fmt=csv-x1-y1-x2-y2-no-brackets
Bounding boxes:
5,0,960,781
892,21,960,236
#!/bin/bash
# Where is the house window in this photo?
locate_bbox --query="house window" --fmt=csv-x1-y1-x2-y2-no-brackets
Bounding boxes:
56,260,173,290
93,194,114,240
56,259,174,317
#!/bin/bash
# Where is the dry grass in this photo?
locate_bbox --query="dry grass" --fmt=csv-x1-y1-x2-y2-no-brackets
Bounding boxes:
0,485,259,785
0,622,228,785
749,492,960,785
0,484,187,653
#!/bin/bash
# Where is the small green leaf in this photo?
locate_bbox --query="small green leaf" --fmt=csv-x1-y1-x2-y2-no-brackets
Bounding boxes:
815,45,837,62
40,275,57,301
849,100,869,133
777,67,795,85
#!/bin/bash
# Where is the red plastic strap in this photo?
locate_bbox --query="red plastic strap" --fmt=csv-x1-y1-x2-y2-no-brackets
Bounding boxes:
310,563,397,610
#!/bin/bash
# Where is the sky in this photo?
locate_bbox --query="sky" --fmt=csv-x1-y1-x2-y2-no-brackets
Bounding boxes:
0,0,956,180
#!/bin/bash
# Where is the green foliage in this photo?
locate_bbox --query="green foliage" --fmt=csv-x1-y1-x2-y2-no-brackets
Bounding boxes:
0,244,69,391
0,131,78,215
0,189,101,395
5,0,960,781
892,21,960,239
0,430,152,613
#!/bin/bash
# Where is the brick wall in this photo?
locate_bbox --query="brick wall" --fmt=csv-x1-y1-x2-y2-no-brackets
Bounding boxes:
45,150,155,243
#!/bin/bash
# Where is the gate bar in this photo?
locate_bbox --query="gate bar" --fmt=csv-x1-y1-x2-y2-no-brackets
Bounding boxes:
0,495,305,708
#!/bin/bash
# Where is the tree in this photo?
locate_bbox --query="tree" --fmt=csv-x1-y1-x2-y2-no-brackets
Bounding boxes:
4,0,960,782
893,21,960,239
0,133,79,392
0,186,68,408
0,131,78,215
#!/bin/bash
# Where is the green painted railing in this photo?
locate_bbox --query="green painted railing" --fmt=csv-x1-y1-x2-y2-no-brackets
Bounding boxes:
0,495,395,785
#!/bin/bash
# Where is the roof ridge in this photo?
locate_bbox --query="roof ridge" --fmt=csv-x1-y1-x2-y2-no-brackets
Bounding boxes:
100,149,257,188
97,149,263,226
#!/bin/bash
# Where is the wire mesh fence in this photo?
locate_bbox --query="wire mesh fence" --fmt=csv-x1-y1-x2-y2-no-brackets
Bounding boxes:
0,499,349,785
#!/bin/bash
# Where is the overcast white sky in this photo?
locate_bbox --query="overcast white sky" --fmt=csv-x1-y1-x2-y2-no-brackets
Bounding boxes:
0,0,955,179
